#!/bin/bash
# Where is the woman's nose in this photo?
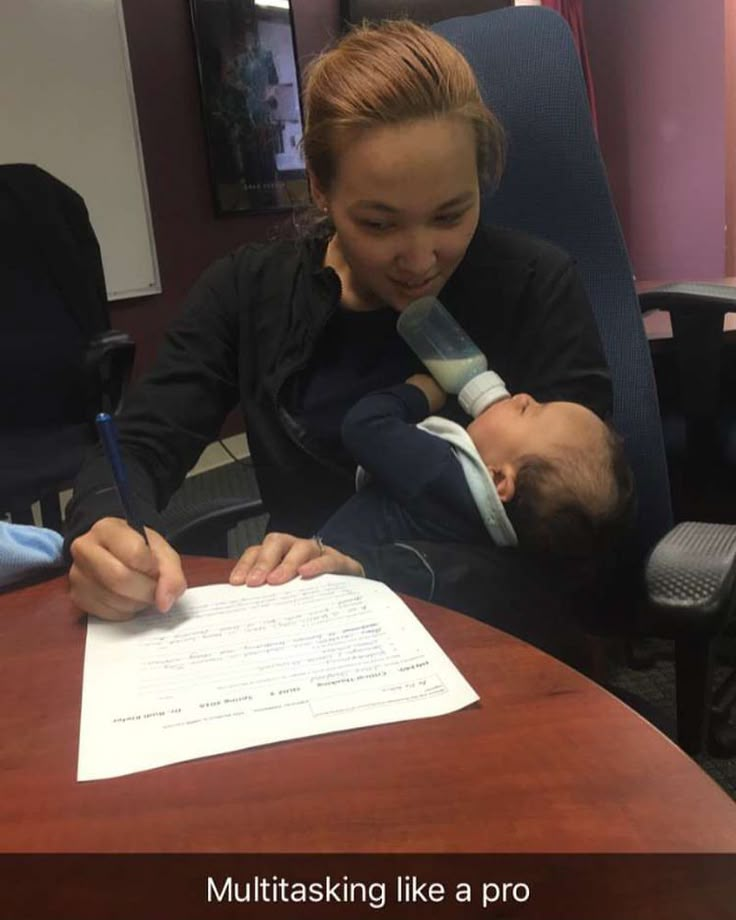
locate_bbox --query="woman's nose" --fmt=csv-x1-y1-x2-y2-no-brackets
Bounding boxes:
395,232,438,276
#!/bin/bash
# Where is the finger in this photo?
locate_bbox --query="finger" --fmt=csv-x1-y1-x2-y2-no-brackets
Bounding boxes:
71,537,158,607
91,517,160,579
147,530,187,613
266,539,323,585
228,544,264,585
68,565,149,621
299,548,365,580
237,533,298,587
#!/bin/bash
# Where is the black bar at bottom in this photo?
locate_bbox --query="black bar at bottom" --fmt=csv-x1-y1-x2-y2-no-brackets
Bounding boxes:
2,853,735,920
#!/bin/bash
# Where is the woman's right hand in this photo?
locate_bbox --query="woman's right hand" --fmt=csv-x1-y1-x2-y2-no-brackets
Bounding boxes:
68,517,187,621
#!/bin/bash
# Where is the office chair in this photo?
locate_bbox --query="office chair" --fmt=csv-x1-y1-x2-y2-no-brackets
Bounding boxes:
639,284,736,752
0,164,135,533
432,6,736,755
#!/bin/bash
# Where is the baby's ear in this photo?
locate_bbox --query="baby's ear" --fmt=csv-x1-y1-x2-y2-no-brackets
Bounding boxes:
490,464,516,503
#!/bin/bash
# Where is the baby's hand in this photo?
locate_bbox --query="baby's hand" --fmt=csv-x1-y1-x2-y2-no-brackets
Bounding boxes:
406,373,446,414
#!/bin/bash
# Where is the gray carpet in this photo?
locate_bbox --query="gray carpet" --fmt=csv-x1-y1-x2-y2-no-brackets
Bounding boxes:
606,643,736,800
169,457,736,801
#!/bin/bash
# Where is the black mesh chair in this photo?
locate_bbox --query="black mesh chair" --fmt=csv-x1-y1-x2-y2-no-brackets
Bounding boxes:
638,285,736,754
432,7,736,755
0,164,135,533
163,459,266,558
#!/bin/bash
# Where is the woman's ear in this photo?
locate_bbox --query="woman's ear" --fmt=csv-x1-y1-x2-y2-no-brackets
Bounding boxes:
308,169,328,212
490,464,516,503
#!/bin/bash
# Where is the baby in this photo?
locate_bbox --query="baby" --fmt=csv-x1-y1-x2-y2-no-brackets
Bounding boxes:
316,373,635,562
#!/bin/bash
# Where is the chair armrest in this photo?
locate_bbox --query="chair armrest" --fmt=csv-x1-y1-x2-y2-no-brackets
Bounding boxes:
645,521,736,635
638,282,736,316
85,330,135,415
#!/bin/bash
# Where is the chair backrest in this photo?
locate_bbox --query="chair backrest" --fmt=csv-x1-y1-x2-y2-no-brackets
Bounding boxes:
340,0,511,29
0,164,110,429
0,165,112,526
0,164,109,335
434,7,673,559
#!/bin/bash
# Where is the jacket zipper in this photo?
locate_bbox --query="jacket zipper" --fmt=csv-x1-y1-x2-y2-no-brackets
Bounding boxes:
271,301,354,481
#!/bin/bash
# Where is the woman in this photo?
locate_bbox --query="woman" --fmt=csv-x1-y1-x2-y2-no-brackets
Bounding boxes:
67,20,612,626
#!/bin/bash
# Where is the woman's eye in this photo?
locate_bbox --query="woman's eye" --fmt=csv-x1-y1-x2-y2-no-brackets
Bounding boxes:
359,219,392,232
435,212,464,226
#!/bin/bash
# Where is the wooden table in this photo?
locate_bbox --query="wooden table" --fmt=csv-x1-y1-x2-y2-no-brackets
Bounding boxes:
2,556,735,856
5,557,736,919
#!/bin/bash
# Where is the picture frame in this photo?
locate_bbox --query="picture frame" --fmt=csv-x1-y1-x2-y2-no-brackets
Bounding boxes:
189,0,309,215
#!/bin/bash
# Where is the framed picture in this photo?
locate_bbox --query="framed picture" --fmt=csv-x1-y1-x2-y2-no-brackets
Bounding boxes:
189,0,310,215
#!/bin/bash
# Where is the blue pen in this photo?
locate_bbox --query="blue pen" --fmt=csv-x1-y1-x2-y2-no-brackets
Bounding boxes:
95,413,149,544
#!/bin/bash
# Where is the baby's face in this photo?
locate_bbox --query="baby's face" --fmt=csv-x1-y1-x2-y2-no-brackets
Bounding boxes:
467,394,605,471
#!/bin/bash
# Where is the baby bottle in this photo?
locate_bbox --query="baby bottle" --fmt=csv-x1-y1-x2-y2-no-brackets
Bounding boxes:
397,296,509,417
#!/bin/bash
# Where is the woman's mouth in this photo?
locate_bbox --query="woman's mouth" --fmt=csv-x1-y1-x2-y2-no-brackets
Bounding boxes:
391,275,439,294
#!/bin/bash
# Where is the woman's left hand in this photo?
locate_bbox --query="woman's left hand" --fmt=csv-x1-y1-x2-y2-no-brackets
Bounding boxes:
228,532,365,587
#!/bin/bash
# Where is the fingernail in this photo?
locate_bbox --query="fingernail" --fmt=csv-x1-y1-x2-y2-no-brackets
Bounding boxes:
230,571,245,584
247,569,265,586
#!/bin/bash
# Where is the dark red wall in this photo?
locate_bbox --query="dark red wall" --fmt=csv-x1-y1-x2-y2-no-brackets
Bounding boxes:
585,0,725,280
116,0,340,378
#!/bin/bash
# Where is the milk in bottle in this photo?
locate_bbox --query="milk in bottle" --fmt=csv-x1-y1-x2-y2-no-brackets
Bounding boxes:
397,296,509,417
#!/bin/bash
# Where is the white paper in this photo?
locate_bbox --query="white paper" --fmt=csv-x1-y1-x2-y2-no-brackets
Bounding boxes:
77,575,479,780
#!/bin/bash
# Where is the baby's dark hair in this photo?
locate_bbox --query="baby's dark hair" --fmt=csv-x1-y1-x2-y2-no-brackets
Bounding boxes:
506,422,636,562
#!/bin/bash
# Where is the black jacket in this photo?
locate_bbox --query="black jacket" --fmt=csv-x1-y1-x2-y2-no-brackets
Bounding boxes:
65,224,612,620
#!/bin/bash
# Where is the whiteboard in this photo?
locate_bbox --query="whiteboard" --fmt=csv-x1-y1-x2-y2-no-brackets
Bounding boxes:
0,0,160,300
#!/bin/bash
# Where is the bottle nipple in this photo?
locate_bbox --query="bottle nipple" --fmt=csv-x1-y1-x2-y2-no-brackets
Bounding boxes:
458,370,510,418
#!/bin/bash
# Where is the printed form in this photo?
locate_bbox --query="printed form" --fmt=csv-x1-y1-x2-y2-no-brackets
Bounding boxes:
77,575,479,780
